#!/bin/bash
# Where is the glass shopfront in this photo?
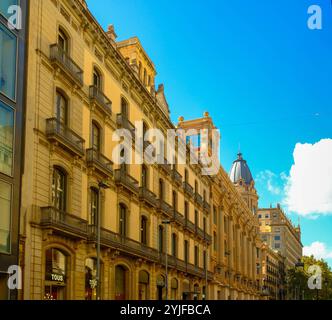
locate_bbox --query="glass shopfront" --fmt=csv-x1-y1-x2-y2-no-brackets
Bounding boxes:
85,258,97,300
0,180,11,254
44,248,67,300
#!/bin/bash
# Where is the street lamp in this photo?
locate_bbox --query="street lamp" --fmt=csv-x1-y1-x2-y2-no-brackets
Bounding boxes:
96,180,111,300
162,220,171,301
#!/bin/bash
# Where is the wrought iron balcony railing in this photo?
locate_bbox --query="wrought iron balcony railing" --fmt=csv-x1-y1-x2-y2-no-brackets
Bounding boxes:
50,44,83,86
86,148,113,177
139,187,157,207
114,169,139,194
173,210,185,226
89,86,112,116
203,201,211,213
40,207,88,238
194,192,203,207
185,218,196,234
171,168,182,186
46,118,85,156
157,199,173,218
88,225,159,262
116,114,136,139
183,181,194,198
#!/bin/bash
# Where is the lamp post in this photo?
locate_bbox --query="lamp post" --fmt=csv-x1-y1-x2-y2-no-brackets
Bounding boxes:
96,180,110,300
162,220,171,300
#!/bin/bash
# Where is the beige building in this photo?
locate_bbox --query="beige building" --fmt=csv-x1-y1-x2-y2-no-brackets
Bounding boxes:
257,205,302,270
18,0,268,301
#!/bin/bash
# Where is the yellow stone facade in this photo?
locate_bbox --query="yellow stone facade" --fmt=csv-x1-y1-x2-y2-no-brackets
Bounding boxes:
19,0,300,301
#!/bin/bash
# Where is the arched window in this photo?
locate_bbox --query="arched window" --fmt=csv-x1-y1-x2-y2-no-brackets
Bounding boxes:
138,270,150,300
85,258,98,300
158,225,164,253
171,278,178,300
172,191,177,211
143,68,147,85
93,67,102,90
138,61,142,80
58,28,69,53
184,169,189,183
194,246,199,267
159,179,164,200
195,210,199,228
141,165,148,188
141,215,148,245
55,91,68,125
121,97,129,119
89,188,99,226
184,201,189,221
171,233,177,258
91,122,101,152
184,240,189,263
115,265,128,300
119,204,127,237
52,167,67,212
44,248,67,300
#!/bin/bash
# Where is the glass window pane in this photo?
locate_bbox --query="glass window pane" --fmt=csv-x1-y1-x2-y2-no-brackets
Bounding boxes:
0,0,18,20
0,102,14,176
0,24,17,100
0,181,11,253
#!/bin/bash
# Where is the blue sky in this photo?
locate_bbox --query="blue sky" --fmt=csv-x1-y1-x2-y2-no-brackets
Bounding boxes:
86,0,332,265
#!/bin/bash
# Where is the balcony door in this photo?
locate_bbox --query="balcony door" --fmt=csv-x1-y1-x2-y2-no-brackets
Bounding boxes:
58,28,68,54
119,204,127,237
56,91,68,125
52,167,66,212
91,122,101,152
89,188,99,226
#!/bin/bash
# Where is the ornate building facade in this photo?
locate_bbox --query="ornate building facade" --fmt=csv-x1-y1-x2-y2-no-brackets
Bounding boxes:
0,0,28,300
18,0,266,301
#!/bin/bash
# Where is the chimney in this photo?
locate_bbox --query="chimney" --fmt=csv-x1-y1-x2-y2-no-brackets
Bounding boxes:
107,25,117,43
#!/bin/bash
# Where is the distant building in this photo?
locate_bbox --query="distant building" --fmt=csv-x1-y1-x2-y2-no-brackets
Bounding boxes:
257,205,302,270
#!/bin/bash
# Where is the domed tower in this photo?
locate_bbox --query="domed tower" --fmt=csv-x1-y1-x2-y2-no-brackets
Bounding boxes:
229,152,259,214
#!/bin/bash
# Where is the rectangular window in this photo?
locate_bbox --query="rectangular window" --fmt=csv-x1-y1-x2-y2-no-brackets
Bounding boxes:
194,246,199,267
0,102,14,176
0,0,18,20
0,180,11,253
275,243,281,249
275,235,281,241
0,24,17,100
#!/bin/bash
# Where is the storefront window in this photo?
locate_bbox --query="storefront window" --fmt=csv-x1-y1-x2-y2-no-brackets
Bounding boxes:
0,0,18,20
44,248,67,300
85,258,97,300
0,24,17,100
0,181,11,253
0,102,14,176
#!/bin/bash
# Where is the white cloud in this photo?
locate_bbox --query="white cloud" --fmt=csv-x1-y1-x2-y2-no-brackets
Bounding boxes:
256,170,281,195
303,242,332,260
283,139,332,217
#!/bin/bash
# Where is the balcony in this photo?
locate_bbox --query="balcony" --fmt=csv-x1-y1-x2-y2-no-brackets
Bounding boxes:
194,193,203,207
203,201,211,213
116,114,136,139
157,199,173,218
183,181,194,198
158,157,172,175
171,168,182,186
184,218,196,234
88,226,159,262
86,148,113,177
46,118,85,157
40,207,88,239
50,44,83,87
139,187,157,207
114,169,139,195
173,210,185,226
89,86,112,116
